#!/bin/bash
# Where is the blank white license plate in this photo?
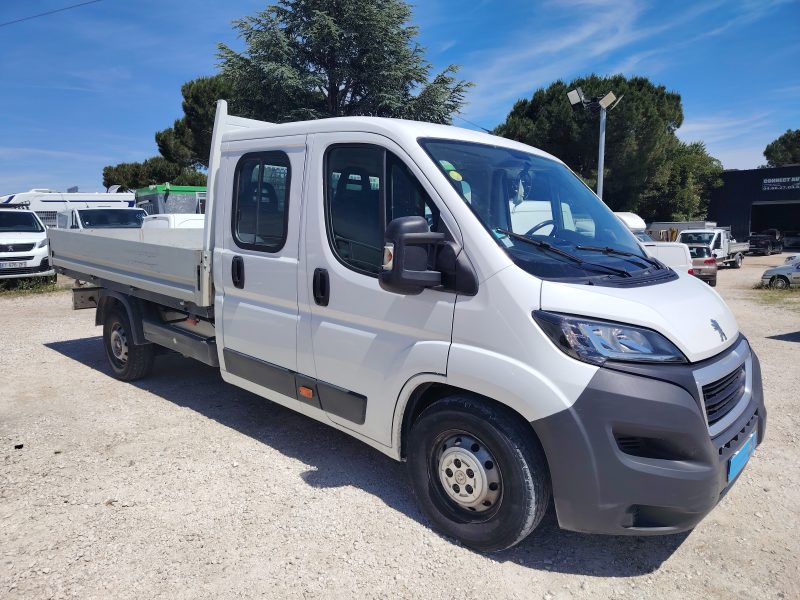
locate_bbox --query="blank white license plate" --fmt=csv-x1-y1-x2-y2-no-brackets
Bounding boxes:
0,262,26,269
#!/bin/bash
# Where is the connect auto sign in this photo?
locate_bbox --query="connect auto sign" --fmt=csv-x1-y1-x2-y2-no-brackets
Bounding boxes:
762,176,800,191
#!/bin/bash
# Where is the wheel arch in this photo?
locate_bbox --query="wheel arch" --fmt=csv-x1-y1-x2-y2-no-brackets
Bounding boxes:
95,291,151,345
394,379,549,469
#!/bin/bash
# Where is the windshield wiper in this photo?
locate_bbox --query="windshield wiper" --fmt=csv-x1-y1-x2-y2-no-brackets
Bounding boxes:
494,229,631,277
575,244,662,269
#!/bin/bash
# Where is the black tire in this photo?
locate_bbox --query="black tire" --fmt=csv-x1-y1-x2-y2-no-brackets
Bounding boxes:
769,276,790,290
407,396,551,552
102,307,154,381
709,278,717,287
732,253,743,269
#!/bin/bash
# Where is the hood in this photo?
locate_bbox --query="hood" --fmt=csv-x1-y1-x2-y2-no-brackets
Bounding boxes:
0,231,46,243
540,271,738,363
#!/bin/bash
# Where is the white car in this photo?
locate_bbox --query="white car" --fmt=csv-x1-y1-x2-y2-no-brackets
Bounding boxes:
0,207,54,280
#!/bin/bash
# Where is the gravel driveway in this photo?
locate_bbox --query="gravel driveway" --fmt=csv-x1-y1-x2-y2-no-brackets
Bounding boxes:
1,254,798,599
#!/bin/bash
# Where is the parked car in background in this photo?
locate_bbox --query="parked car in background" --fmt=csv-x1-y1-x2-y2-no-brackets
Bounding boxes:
688,245,718,286
785,254,798,264
748,229,784,255
0,204,54,280
56,207,147,230
762,257,800,289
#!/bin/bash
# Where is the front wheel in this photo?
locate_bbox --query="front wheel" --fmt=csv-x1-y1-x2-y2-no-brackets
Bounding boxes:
770,276,790,290
103,307,154,381
407,396,551,552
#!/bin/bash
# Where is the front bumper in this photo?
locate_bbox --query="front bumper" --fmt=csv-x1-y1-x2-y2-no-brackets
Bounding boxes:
0,248,54,280
531,336,765,535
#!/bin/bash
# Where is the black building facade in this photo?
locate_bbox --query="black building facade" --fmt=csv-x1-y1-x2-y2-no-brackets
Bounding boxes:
709,165,800,242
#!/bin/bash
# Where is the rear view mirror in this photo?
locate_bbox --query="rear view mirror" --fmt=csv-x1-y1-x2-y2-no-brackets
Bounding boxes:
380,216,444,294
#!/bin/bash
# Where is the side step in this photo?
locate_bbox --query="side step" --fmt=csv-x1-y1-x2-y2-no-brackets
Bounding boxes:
142,319,219,367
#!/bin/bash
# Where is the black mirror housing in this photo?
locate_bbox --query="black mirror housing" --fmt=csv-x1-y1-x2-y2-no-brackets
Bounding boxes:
379,216,443,294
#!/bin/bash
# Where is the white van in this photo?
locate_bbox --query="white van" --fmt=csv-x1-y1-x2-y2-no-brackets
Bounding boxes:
49,101,766,551
0,189,134,228
0,205,54,280
56,207,147,230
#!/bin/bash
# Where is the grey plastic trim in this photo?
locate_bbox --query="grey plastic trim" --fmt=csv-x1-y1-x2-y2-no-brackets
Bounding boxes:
143,319,219,368
223,348,296,398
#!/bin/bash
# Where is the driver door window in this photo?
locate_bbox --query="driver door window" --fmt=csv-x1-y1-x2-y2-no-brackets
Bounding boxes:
326,145,440,275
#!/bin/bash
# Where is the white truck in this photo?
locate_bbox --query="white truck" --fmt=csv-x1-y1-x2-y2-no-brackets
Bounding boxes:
677,228,749,269
48,101,766,551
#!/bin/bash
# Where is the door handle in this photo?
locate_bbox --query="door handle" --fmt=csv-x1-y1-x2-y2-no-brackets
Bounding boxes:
313,268,330,306
232,255,245,289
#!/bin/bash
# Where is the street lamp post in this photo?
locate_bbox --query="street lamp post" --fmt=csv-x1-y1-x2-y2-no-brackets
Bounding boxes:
567,88,622,200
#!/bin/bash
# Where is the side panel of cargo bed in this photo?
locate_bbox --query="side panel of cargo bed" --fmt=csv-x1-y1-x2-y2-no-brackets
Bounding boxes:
49,228,207,306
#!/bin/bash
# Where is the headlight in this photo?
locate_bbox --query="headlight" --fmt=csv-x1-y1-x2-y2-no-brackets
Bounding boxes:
533,310,686,365
37,238,49,248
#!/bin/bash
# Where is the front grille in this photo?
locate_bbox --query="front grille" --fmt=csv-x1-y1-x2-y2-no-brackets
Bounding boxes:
0,256,33,261
703,365,746,426
0,243,35,252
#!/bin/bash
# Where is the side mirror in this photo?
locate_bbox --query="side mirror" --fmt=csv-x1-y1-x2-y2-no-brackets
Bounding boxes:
380,216,444,294
379,216,479,296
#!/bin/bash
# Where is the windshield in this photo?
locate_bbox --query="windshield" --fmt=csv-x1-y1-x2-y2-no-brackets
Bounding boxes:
688,246,711,259
0,211,44,232
678,231,715,245
420,139,662,282
78,209,146,229
635,231,654,242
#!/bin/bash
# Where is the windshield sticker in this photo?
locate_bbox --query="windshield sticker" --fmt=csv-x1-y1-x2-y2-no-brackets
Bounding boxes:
449,170,463,182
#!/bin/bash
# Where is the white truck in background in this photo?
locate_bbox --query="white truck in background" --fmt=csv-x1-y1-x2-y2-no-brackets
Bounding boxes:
677,229,749,269
615,212,692,274
47,101,766,552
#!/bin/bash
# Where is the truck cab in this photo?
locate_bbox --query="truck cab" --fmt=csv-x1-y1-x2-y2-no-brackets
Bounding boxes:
55,207,147,230
678,228,748,268
49,102,766,552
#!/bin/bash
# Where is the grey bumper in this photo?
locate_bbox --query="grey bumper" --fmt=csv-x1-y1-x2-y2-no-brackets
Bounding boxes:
531,336,765,535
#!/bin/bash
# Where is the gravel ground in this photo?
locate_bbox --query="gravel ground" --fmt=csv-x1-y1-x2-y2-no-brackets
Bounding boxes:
1,254,798,600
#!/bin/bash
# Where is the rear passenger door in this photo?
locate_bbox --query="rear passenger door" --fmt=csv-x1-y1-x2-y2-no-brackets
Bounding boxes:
218,137,306,401
302,133,457,446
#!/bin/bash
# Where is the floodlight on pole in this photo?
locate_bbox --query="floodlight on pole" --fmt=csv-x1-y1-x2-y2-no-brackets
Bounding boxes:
566,88,622,200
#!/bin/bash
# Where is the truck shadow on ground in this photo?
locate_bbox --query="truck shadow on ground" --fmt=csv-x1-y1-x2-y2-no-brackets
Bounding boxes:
46,336,688,576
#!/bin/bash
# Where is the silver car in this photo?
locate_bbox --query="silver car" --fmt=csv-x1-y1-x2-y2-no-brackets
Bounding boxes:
762,258,800,289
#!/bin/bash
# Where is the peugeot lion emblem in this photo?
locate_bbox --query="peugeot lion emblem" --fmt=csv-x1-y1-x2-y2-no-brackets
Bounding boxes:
710,319,727,342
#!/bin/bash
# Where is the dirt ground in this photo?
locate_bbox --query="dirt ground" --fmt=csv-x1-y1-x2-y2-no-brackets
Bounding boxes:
1,254,798,600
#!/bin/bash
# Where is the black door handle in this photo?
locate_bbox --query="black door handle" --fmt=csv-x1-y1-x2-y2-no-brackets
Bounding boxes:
313,268,329,306
232,255,245,289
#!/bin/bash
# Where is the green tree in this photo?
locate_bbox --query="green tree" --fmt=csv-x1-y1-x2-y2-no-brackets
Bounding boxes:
102,156,207,191
639,142,723,221
217,0,471,123
495,75,685,219
764,129,800,167
156,75,232,168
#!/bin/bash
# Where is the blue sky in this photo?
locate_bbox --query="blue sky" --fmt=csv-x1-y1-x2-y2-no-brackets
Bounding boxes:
0,0,798,193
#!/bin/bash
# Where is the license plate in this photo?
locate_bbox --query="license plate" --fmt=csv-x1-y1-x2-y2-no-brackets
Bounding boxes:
728,431,757,482
0,261,26,269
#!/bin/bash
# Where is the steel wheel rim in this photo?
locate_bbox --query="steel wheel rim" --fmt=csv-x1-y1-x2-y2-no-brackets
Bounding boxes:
109,323,129,365
431,431,503,520
774,277,788,289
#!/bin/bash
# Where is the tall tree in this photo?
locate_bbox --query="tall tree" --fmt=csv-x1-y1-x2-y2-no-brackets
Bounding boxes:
217,0,471,123
156,75,232,168
764,129,800,167
495,75,685,218
102,157,206,191
639,141,723,221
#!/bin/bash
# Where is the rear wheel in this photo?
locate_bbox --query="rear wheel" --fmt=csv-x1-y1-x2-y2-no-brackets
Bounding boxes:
407,396,551,552
709,278,717,287
103,307,154,381
769,276,790,290
732,253,743,269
